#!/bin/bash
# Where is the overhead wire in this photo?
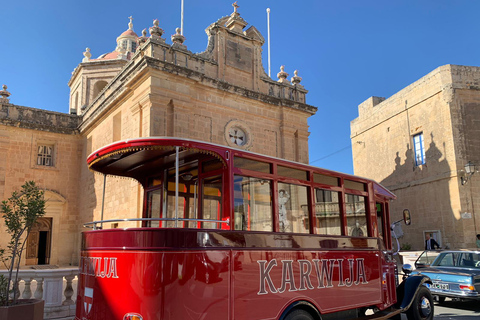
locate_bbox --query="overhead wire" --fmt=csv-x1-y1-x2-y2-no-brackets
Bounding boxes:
309,145,351,164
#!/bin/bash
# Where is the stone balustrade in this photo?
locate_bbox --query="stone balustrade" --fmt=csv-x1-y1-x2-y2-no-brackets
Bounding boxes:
0,267,78,320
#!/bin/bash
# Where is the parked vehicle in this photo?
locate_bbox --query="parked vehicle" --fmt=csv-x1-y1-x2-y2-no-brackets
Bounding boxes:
75,138,433,320
414,250,443,269
409,250,480,303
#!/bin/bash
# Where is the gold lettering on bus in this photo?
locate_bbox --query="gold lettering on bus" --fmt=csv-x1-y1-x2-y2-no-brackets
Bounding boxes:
257,258,368,295
80,257,119,279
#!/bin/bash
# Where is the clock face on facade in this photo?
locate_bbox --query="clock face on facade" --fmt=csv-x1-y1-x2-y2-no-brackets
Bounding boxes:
224,120,252,149
229,127,246,146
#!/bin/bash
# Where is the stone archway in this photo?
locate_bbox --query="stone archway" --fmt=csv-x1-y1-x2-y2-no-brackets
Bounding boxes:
25,190,66,266
26,217,52,265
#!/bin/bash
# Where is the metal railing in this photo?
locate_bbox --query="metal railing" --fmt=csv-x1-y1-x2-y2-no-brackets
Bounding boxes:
84,217,230,230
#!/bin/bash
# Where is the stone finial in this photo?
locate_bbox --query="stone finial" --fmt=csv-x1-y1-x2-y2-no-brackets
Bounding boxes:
277,65,289,83
149,19,165,41
226,1,248,32
137,28,148,48
171,27,186,45
291,70,302,85
82,48,92,62
128,16,134,30
0,85,11,103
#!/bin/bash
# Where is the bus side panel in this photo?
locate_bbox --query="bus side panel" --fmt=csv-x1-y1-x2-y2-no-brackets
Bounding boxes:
76,250,230,320
232,250,383,319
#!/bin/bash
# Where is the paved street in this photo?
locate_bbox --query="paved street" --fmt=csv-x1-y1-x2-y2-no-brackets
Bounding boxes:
433,298,480,320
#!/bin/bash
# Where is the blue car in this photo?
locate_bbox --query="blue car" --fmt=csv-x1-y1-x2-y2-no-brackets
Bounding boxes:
412,249,480,302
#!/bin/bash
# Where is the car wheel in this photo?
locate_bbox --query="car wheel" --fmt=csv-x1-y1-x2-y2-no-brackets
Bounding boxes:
285,309,315,320
406,286,434,320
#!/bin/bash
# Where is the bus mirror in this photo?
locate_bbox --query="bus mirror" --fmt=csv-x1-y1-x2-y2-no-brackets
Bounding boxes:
403,209,411,225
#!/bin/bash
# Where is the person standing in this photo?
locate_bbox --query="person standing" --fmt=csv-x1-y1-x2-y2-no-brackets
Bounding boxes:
425,234,440,250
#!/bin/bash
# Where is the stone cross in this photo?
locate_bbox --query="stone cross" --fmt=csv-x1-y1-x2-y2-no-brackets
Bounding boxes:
128,16,133,30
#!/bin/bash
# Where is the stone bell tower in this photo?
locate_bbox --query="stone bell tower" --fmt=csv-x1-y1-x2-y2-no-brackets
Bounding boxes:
68,17,139,115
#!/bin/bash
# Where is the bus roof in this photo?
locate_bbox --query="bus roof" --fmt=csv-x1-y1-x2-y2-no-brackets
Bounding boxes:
87,137,396,199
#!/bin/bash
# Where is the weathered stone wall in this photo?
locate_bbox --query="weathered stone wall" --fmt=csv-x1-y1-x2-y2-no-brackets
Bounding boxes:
0,105,82,265
351,65,480,249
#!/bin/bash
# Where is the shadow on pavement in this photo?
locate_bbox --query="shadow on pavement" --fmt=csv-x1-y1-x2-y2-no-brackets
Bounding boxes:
436,300,480,313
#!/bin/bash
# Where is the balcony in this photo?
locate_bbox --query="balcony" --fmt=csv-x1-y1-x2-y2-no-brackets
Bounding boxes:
0,267,78,320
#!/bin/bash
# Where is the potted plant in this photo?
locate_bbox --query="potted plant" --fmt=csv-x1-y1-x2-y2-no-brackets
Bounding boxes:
0,181,46,320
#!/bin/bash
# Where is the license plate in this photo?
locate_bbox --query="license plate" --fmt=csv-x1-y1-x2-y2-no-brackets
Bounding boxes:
431,282,449,290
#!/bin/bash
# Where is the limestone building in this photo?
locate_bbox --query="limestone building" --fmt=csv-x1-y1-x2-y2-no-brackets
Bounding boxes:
351,64,480,250
0,6,316,267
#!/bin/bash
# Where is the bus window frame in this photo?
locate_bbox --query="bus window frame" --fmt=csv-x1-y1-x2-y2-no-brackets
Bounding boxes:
140,146,387,239
142,156,229,229
232,153,378,237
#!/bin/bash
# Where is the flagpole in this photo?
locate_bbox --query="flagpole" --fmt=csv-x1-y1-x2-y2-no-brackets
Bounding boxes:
181,0,184,35
267,8,271,77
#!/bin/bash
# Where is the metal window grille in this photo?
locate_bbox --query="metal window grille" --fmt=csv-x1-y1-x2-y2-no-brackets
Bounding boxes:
37,145,53,166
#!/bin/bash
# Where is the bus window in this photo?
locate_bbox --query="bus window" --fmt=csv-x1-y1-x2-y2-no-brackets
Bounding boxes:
202,175,223,229
344,179,366,192
146,188,161,227
234,157,271,173
313,173,339,187
345,194,367,237
233,176,272,231
277,182,309,233
376,202,385,241
314,189,341,235
277,165,308,181
166,181,197,228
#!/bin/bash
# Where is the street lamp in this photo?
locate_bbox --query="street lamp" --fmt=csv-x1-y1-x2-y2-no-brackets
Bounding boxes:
461,161,476,185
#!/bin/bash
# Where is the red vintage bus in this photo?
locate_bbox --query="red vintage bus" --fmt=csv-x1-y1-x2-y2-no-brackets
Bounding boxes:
76,137,432,320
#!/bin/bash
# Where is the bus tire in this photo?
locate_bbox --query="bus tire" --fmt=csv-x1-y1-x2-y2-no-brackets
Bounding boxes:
285,309,314,320
406,286,434,320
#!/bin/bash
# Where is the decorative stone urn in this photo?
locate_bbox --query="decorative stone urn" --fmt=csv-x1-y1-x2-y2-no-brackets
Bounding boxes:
0,299,44,320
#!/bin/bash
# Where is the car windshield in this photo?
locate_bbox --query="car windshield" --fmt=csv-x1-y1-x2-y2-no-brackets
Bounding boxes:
432,251,480,268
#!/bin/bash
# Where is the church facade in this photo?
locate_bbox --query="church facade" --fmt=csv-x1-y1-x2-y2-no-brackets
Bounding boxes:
0,6,316,267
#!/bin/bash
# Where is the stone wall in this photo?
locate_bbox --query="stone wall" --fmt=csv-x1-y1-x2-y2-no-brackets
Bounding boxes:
351,64,480,250
0,103,82,266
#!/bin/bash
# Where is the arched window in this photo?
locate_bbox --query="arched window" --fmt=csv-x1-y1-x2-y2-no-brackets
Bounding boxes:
93,81,108,100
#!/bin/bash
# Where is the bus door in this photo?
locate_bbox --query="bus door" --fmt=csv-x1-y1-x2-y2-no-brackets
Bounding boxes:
376,200,396,306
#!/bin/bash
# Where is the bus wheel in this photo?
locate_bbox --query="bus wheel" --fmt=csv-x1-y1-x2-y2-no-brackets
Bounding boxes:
285,309,314,320
406,286,434,320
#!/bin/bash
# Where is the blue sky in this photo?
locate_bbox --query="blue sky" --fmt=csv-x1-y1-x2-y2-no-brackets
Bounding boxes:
1,1,479,175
